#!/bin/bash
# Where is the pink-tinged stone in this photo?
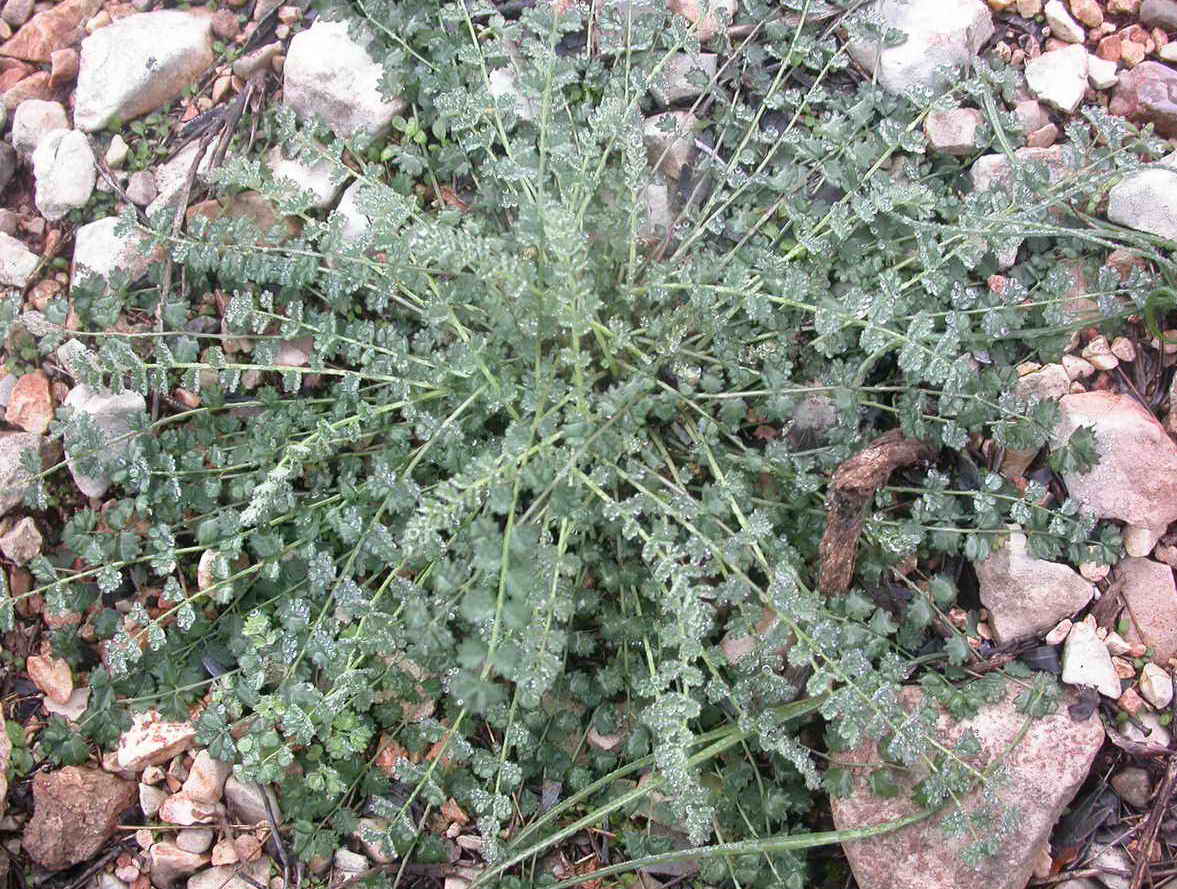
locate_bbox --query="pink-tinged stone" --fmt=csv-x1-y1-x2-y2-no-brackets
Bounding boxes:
1110,61,1177,136
25,653,71,703
1117,557,1177,663
832,682,1104,889
157,791,224,825
0,0,99,61
5,371,52,433
22,767,135,870
1051,391,1177,533
180,750,231,803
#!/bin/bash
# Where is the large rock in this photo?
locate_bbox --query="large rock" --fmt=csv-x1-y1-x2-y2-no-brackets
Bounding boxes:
223,776,280,826
73,11,214,132
0,432,43,516
0,0,100,62
1116,557,1177,663
975,529,1093,643
32,129,95,221
1050,391,1177,534
832,682,1103,889
845,0,993,95
1107,167,1177,241
71,215,161,294
63,384,146,497
1109,61,1177,138
22,767,136,870
283,19,407,141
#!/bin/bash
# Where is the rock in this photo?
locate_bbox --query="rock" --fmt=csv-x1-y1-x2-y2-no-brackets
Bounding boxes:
1112,767,1152,808
333,848,368,875
49,46,78,87
667,0,736,41
845,0,993,94
0,231,37,286
209,839,237,866
175,828,213,854
5,371,51,434
1109,61,1177,137
223,776,280,825
1013,99,1050,133
158,792,224,825
1025,45,1089,112
181,751,231,803
25,652,70,703
1124,711,1171,747
1140,663,1173,709
116,710,196,771
923,108,983,155
1069,0,1102,26
487,68,539,122
974,529,1093,643
1141,0,1177,29
1107,167,1177,241
63,384,146,498
2,70,53,110
638,181,672,242
830,681,1102,889
210,8,238,39
1091,846,1132,889
1062,619,1122,697
332,180,373,245
124,170,156,206
650,52,717,105
233,834,261,862
2,0,32,28
145,139,216,221
355,817,394,863
11,98,66,154
186,859,269,889
1123,524,1161,557
139,782,167,818
43,686,89,721
22,767,135,870
186,191,300,243
74,11,213,131
0,0,100,62
1117,558,1177,663
1045,0,1085,42
72,216,161,294
283,19,406,142
1087,53,1118,89
105,133,128,168
148,842,209,889
1050,392,1177,533
971,145,1076,195
644,110,697,179
231,41,280,79
32,129,96,221
0,432,43,516
266,143,348,210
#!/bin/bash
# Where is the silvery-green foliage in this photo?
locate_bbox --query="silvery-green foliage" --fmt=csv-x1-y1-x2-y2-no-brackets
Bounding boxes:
0,0,1172,883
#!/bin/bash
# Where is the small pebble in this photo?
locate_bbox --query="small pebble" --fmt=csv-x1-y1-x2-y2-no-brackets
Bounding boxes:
1110,336,1136,362
1140,663,1174,709
1112,767,1152,808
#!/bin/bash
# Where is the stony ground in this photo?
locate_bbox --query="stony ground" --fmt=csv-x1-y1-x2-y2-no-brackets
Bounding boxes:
1,0,1177,888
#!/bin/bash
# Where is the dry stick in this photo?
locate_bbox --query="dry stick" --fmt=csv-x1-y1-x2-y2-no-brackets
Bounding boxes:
153,125,217,420
1131,754,1177,889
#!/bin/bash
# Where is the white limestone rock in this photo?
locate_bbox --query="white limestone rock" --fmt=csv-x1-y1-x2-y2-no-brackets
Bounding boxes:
32,129,95,221
845,0,993,94
74,10,214,132
283,19,407,142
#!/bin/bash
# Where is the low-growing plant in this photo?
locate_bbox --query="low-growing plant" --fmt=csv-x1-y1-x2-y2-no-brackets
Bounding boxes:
3,0,1176,885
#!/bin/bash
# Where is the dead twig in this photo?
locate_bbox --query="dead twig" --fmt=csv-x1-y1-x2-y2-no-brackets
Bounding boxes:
1131,754,1177,889
818,429,933,593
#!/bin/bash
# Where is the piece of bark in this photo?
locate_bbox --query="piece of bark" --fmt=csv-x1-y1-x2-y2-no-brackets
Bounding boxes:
818,428,932,594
